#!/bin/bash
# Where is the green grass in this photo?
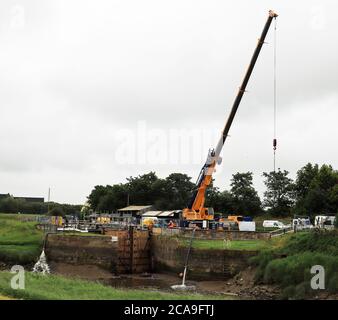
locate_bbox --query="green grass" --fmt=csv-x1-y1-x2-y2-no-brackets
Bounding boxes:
278,231,338,256
0,271,230,300
187,239,268,251
0,295,13,300
255,226,278,232
56,232,105,237
251,230,338,299
0,213,44,264
179,235,291,251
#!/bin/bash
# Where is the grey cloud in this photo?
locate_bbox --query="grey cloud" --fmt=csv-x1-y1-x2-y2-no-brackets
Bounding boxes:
0,0,337,203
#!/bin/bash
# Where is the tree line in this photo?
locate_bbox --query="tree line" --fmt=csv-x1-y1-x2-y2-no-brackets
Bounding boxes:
0,196,82,216
0,162,336,218
87,163,338,218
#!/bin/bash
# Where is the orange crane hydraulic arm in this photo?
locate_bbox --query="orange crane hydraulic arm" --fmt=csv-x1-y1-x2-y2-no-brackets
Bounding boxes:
184,10,278,221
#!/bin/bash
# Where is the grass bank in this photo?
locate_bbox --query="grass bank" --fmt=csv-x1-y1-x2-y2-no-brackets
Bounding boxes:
179,234,290,251
251,230,338,299
0,271,229,300
188,239,266,251
0,213,44,264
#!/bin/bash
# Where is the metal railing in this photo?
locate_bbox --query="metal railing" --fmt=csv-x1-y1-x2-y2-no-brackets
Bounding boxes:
270,226,293,237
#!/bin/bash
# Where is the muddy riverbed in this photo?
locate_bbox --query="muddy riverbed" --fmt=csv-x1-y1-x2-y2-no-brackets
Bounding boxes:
1,260,279,299
49,262,280,299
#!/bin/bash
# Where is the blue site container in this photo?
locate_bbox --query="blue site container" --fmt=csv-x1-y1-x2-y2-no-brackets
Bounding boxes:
243,216,253,222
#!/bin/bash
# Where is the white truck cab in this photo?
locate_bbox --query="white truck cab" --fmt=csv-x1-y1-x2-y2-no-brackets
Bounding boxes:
292,217,313,231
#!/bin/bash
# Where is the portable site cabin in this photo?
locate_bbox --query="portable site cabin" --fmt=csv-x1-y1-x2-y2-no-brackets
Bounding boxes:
141,210,181,227
117,205,154,224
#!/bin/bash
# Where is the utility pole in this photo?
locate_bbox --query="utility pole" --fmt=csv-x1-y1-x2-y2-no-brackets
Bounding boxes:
47,187,51,213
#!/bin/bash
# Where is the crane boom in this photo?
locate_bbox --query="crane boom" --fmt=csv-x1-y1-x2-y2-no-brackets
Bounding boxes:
183,10,278,222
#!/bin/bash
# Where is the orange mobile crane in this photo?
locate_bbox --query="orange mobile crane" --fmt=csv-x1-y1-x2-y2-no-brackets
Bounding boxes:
183,10,278,225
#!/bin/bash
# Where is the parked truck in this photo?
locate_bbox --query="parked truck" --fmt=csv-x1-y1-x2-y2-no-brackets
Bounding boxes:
292,216,313,231
314,215,336,230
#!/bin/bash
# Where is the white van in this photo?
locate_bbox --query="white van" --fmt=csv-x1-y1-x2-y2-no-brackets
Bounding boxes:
263,220,288,229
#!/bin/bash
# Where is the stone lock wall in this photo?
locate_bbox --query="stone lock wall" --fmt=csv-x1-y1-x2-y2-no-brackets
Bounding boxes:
45,230,151,274
45,234,119,271
151,235,258,279
45,232,258,279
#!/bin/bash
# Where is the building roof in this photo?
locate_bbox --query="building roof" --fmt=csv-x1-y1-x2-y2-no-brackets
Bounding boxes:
142,211,162,217
14,196,44,203
142,210,181,218
158,210,180,217
118,205,153,212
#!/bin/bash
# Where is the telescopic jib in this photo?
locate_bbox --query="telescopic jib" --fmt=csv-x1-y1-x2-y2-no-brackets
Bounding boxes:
183,10,278,222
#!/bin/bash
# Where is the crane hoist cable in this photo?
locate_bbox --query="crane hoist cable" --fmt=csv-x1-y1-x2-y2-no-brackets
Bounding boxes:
273,16,278,172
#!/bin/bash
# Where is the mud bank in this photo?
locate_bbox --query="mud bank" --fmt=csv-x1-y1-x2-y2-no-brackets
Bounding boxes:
49,263,279,300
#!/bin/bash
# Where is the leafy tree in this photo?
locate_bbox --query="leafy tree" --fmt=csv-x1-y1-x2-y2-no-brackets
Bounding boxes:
205,184,220,209
329,184,338,213
97,184,128,212
230,172,262,216
48,207,65,217
306,165,338,215
0,196,82,215
126,172,159,205
0,196,18,213
263,169,295,216
85,165,337,217
163,173,195,209
294,163,319,199
154,173,195,210
294,164,338,216
205,188,234,216
87,185,110,211
58,203,82,216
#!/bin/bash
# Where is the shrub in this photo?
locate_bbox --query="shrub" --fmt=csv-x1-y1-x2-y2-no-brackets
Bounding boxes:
279,231,338,256
262,252,338,297
294,282,311,300
328,274,338,293
253,232,338,299
249,251,274,283
280,286,295,300
47,207,65,217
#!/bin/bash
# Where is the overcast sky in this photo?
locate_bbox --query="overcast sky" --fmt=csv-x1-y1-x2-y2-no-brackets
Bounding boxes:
0,0,337,204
